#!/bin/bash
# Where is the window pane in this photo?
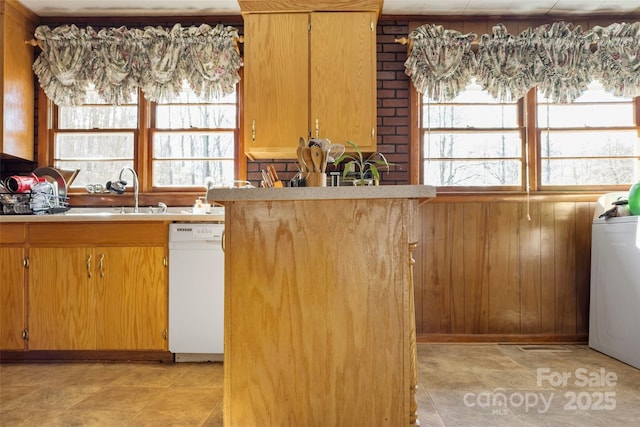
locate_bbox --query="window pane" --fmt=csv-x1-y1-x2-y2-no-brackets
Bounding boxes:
540,131,639,157
54,133,134,188
55,133,134,159
155,105,236,129
421,80,522,189
152,132,234,187
537,80,633,128
424,104,518,128
541,159,639,185
152,80,237,188
161,86,236,104
538,80,638,187
58,86,138,129
153,160,235,187
58,106,138,129
424,132,521,158
537,103,633,128
55,160,133,188
424,160,521,186
153,133,234,159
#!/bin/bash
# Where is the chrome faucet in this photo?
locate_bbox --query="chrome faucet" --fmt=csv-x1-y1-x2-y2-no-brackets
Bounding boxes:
110,167,139,213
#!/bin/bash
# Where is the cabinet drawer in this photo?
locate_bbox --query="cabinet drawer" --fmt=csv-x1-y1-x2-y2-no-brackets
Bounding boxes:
28,223,168,246
0,223,27,244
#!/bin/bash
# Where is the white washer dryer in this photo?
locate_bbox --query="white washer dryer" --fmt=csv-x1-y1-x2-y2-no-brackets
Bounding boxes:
589,209,640,369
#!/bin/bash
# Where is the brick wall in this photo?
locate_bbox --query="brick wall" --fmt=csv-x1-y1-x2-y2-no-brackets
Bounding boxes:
375,20,411,185
248,19,413,186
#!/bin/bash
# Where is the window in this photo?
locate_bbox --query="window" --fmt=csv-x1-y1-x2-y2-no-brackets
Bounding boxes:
537,81,639,189
422,81,522,190
54,85,138,188
420,81,640,191
151,82,236,188
52,81,238,191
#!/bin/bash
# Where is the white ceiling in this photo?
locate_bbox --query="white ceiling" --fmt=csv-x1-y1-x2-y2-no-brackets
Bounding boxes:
16,0,640,17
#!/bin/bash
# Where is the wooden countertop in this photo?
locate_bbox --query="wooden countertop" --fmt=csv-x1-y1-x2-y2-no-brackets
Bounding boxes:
207,184,436,203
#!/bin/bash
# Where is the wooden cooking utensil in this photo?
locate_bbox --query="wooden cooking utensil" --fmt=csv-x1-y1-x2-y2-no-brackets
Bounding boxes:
302,147,314,173
310,145,324,173
268,165,283,187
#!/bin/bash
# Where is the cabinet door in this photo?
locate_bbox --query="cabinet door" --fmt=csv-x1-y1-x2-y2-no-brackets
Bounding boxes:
310,12,377,151
28,248,97,350
0,247,26,349
1,2,35,160
243,13,310,159
96,247,167,350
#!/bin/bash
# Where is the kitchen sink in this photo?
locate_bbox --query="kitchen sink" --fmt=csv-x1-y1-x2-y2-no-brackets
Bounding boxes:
64,208,167,216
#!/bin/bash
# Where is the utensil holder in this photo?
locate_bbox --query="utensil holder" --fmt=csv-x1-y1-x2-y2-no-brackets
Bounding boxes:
307,172,326,187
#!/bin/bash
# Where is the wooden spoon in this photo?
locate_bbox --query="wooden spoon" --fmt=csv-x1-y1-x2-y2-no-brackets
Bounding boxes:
310,145,324,173
296,146,308,175
302,147,314,174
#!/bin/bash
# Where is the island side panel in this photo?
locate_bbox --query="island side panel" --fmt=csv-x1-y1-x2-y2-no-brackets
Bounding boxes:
224,198,410,426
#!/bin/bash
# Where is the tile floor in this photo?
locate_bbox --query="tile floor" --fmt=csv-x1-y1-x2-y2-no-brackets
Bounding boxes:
1,344,639,426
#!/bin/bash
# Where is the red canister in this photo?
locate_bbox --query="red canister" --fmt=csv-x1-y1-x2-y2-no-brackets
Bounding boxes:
4,174,44,193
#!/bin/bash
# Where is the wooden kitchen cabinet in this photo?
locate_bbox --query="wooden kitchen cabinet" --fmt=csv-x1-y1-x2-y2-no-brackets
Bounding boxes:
27,223,168,351
1,0,36,160
0,223,27,350
28,247,98,350
209,186,436,426
95,246,166,350
243,11,377,159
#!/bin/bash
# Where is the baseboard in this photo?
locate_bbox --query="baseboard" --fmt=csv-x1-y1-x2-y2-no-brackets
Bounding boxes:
417,333,589,344
0,350,174,363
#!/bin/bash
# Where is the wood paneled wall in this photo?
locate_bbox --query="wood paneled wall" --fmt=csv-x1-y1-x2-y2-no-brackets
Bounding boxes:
414,199,596,342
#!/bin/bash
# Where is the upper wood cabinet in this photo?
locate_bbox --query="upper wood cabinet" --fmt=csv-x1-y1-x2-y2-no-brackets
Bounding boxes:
243,13,310,159
243,11,378,159
0,0,36,161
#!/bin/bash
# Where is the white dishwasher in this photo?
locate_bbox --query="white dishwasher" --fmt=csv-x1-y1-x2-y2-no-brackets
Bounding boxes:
169,223,224,362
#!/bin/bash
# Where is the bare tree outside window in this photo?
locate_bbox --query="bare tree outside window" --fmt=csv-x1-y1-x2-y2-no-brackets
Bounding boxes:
53,81,237,190
422,81,521,189
421,80,639,191
538,81,639,188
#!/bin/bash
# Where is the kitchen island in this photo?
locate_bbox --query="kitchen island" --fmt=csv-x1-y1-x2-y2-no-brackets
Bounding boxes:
208,185,435,426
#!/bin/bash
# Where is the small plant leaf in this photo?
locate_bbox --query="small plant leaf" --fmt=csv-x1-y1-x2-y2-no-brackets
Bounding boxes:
370,164,380,182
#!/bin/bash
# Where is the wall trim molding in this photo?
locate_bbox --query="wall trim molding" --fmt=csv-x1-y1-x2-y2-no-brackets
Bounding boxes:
417,334,588,344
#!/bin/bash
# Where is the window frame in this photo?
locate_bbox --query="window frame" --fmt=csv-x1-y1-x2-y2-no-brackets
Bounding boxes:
420,87,526,192
40,86,243,207
417,86,640,193
148,87,238,191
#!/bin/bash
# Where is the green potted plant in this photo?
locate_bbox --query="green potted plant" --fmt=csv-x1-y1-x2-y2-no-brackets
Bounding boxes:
332,141,394,186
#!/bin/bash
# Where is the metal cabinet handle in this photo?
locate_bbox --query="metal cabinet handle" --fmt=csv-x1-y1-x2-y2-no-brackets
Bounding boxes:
251,120,256,141
99,253,105,278
87,253,92,278
221,229,226,253
315,118,319,138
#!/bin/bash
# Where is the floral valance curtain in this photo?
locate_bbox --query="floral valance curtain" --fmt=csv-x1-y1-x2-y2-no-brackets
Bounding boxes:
33,23,243,106
403,24,477,100
405,22,640,102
